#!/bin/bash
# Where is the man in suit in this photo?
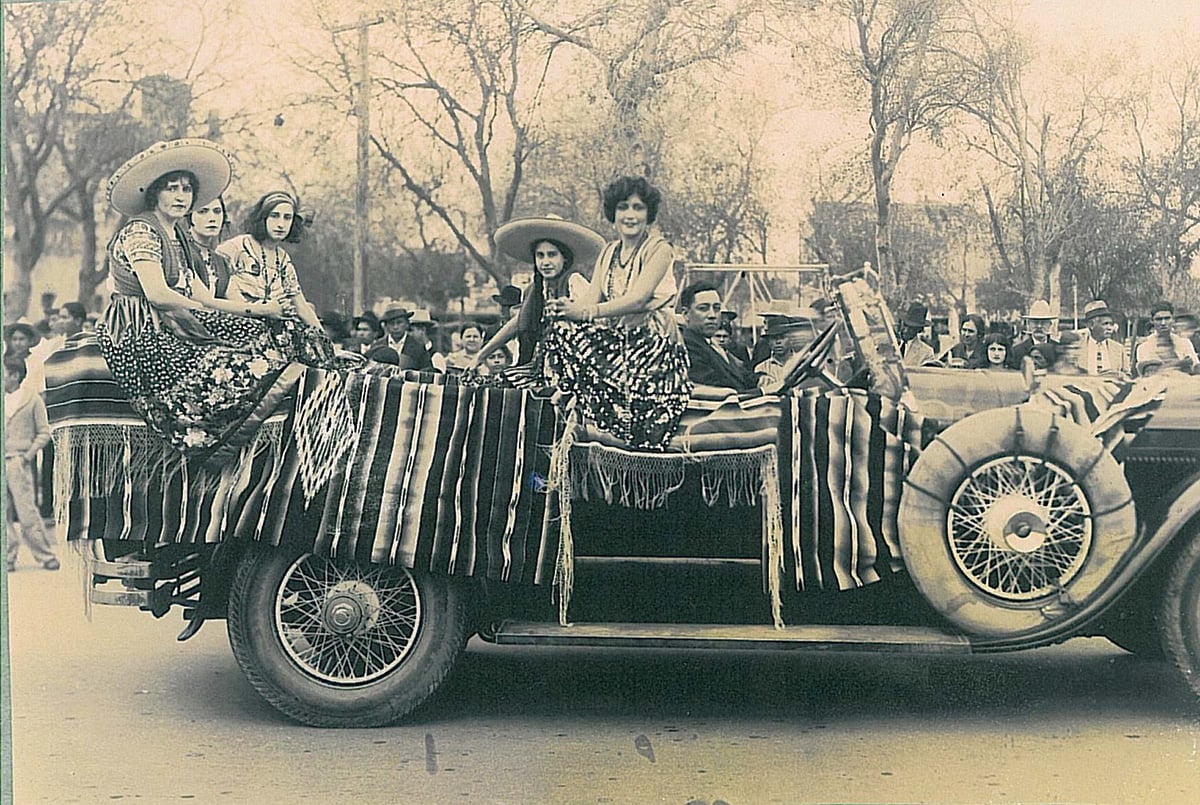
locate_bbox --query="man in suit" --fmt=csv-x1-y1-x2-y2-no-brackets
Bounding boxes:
680,282,756,391
1010,299,1061,371
1070,300,1130,377
369,306,433,370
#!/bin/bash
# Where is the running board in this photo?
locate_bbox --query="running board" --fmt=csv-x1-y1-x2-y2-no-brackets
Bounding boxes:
488,621,972,653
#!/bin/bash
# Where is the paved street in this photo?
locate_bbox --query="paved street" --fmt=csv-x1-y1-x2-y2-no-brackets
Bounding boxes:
5,555,1200,804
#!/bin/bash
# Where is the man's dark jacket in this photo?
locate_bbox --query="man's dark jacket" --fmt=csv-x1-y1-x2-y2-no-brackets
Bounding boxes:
683,327,757,391
369,334,433,371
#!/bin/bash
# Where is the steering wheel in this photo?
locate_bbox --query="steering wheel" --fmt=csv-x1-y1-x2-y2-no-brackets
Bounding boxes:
777,320,842,392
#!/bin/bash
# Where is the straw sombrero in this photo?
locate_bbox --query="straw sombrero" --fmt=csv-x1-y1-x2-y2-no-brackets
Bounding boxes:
494,215,606,273
107,139,233,216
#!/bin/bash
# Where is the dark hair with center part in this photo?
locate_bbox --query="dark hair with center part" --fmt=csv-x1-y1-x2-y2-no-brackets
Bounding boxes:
144,170,199,213
530,239,574,273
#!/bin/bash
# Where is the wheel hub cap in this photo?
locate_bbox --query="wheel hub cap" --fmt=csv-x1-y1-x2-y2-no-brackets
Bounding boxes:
983,495,1049,553
947,456,1093,602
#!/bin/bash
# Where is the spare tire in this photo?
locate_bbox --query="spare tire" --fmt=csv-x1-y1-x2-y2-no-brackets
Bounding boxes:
897,407,1136,637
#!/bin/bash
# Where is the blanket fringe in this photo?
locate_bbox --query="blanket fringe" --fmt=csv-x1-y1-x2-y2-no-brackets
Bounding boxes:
53,420,287,528
551,411,578,626
760,447,785,629
570,445,685,509
699,449,774,508
570,443,776,510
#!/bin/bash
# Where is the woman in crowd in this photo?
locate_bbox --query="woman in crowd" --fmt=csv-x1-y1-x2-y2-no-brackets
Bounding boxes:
943,314,987,369
470,216,603,382
483,345,512,374
542,176,692,449
983,333,1014,371
187,194,232,298
95,139,305,458
444,322,486,373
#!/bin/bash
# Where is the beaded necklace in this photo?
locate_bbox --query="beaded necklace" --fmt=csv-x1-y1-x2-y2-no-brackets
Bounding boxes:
607,234,646,301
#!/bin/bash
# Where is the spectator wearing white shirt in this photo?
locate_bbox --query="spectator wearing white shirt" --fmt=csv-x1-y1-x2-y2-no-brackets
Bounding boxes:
1136,300,1197,376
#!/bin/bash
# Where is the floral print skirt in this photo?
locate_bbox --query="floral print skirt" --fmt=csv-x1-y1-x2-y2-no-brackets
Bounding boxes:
96,296,308,459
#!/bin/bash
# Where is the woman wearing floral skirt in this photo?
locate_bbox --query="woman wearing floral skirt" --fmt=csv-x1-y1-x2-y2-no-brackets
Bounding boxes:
95,139,330,461
541,176,691,449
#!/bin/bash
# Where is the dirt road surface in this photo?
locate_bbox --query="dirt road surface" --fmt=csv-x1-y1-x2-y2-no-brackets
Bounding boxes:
5,557,1199,804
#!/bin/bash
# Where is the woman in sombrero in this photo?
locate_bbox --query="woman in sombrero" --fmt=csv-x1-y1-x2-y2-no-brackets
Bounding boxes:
468,215,603,384
96,139,324,460
541,176,692,450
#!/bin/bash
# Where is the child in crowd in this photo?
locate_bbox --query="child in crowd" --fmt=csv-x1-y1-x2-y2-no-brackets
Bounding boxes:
4,358,58,572
483,345,512,375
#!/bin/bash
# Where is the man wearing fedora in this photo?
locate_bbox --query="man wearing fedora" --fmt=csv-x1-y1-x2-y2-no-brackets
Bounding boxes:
1010,300,1061,371
493,285,522,322
408,309,445,371
1070,300,1129,377
369,306,433,370
718,309,753,366
897,302,938,368
679,282,756,391
754,315,813,389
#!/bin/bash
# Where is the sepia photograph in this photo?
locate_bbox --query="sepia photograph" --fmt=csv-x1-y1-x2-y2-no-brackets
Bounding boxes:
4,0,1200,802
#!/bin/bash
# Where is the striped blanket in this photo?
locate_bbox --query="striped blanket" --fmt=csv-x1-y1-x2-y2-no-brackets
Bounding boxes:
48,340,561,586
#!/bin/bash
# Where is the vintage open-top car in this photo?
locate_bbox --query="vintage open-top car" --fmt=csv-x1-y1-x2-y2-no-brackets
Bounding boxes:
44,272,1200,727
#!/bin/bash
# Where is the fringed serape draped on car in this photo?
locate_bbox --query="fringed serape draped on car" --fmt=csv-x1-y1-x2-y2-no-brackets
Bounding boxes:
46,335,1165,617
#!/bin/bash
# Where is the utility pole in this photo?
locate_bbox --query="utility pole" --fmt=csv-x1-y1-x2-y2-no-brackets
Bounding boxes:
332,15,384,315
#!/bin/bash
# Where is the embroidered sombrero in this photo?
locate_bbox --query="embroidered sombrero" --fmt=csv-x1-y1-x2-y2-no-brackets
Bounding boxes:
107,138,233,216
494,215,606,274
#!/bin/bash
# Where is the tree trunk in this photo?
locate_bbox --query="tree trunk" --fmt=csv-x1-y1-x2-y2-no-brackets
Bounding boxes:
5,253,35,321
75,185,104,309
1046,260,1062,318
874,186,894,298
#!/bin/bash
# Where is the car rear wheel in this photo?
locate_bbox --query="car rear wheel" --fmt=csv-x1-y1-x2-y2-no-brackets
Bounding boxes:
227,546,469,727
897,407,1136,637
1161,532,1200,697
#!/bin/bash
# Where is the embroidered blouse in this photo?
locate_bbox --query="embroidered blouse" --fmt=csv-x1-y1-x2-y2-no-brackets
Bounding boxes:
217,234,303,306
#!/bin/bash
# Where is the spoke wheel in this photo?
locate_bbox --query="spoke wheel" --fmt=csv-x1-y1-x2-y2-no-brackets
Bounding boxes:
898,407,1136,637
228,546,470,727
947,457,1092,601
274,556,421,685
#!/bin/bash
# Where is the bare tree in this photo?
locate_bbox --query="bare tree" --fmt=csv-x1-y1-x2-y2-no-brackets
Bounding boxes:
3,1,116,318
657,96,773,263
1128,54,1200,284
325,0,561,288
950,2,1112,310
834,0,972,299
520,0,762,178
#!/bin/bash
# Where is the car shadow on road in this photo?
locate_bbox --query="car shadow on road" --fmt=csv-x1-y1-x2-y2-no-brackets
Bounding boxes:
425,640,1197,725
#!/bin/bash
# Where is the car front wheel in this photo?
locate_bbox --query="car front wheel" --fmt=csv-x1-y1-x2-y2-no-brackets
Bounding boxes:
227,546,469,727
1161,532,1200,699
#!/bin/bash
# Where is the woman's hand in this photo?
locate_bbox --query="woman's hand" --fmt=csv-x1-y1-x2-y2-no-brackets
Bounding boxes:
546,298,595,322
